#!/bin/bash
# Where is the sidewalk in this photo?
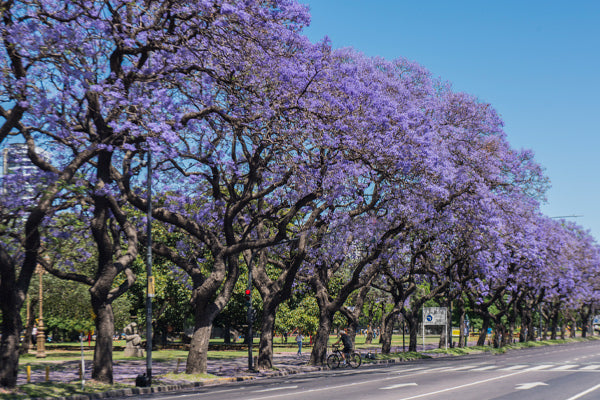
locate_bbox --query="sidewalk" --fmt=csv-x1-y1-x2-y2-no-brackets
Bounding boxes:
18,351,324,387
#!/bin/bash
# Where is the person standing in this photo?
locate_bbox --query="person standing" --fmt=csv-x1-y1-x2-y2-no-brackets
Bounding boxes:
295,330,304,356
31,325,38,345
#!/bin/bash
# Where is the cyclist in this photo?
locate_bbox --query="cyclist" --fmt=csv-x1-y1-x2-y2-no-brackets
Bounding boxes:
333,328,353,364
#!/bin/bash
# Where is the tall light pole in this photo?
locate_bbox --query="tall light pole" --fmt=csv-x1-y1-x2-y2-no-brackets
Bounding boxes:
145,149,154,385
245,250,255,371
36,264,46,358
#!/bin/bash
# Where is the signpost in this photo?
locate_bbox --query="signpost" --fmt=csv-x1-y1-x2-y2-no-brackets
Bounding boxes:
423,307,448,351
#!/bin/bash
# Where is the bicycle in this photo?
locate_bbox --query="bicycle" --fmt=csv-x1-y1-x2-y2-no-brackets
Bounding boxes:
327,344,361,369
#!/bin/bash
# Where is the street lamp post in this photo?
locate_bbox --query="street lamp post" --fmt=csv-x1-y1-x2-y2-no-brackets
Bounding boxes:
246,250,255,371
539,304,543,340
145,149,154,385
36,264,46,358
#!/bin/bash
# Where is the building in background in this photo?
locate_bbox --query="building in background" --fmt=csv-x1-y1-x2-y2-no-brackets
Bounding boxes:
1,143,42,200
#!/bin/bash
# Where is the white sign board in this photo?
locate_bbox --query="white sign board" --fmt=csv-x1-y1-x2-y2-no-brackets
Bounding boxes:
423,307,447,326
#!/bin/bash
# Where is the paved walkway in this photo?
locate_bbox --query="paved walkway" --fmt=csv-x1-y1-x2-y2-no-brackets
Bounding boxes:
18,351,321,386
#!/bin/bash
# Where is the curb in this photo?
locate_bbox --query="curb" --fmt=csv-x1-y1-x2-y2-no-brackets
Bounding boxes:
38,367,326,400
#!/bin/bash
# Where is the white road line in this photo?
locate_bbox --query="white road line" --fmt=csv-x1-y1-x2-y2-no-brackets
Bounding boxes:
158,388,242,399
245,369,433,400
579,365,600,370
253,386,298,392
515,382,548,390
564,383,600,400
395,371,527,400
344,367,384,373
500,365,528,371
470,366,496,371
425,367,454,372
449,365,484,371
381,383,418,390
399,367,427,372
523,365,553,371
550,365,577,371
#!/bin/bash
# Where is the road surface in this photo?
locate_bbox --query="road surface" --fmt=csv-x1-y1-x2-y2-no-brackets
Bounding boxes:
119,340,600,400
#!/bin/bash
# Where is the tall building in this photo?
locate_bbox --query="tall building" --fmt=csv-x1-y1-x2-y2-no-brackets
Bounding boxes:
1,143,42,200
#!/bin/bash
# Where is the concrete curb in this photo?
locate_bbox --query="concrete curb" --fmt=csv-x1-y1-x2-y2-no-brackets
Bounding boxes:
38,367,327,400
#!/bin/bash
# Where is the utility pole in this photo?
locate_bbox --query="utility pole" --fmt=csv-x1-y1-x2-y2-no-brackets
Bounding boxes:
145,149,154,385
246,251,255,371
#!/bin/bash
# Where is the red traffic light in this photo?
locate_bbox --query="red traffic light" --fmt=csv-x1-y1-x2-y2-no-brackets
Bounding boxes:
245,289,251,296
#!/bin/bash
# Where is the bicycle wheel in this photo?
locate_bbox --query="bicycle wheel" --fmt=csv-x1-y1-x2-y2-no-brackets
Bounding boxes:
348,352,361,368
327,353,340,369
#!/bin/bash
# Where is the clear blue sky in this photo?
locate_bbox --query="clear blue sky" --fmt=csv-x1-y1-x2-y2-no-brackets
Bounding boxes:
300,0,600,241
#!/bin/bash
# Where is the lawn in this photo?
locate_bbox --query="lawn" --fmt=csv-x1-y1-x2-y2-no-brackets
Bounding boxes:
17,333,460,366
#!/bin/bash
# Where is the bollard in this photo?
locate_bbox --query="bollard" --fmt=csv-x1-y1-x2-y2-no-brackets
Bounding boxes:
175,358,181,373
26,366,31,383
45,365,50,382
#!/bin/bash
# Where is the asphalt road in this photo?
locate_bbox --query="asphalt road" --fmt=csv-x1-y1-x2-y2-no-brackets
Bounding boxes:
121,340,600,400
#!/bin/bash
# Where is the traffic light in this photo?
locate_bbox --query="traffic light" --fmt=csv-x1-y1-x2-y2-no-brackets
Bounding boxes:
244,289,251,302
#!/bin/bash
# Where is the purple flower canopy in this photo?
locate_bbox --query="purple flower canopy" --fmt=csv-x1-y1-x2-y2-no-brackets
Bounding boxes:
1,0,599,353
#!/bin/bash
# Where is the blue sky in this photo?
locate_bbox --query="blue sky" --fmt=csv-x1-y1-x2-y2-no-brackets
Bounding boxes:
300,0,600,240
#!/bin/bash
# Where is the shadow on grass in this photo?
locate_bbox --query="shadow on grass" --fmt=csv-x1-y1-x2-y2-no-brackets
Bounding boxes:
1,381,130,400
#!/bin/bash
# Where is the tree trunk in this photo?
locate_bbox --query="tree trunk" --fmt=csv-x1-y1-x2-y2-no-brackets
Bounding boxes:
519,307,530,343
0,290,22,388
569,318,576,339
223,321,231,344
550,309,559,340
497,324,507,347
347,320,359,343
492,324,500,348
405,312,419,352
91,300,115,383
527,312,536,342
309,309,333,366
477,315,490,346
20,301,36,355
186,314,213,374
380,310,397,354
257,299,277,370
507,307,517,345
457,303,465,348
580,306,592,338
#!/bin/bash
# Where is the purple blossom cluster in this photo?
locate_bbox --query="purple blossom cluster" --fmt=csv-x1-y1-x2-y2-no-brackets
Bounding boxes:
1,0,599,386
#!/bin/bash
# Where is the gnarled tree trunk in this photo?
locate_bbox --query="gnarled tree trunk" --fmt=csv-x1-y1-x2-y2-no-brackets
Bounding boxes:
186,310,215,374
309,307,334,365
257,298,277,370
0,278,23,388
380,310,398,354
477,315,490,346
91,300,115,383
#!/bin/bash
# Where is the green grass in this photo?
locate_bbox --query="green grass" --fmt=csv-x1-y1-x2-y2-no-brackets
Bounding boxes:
0,381,131,399
362,351,430,363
